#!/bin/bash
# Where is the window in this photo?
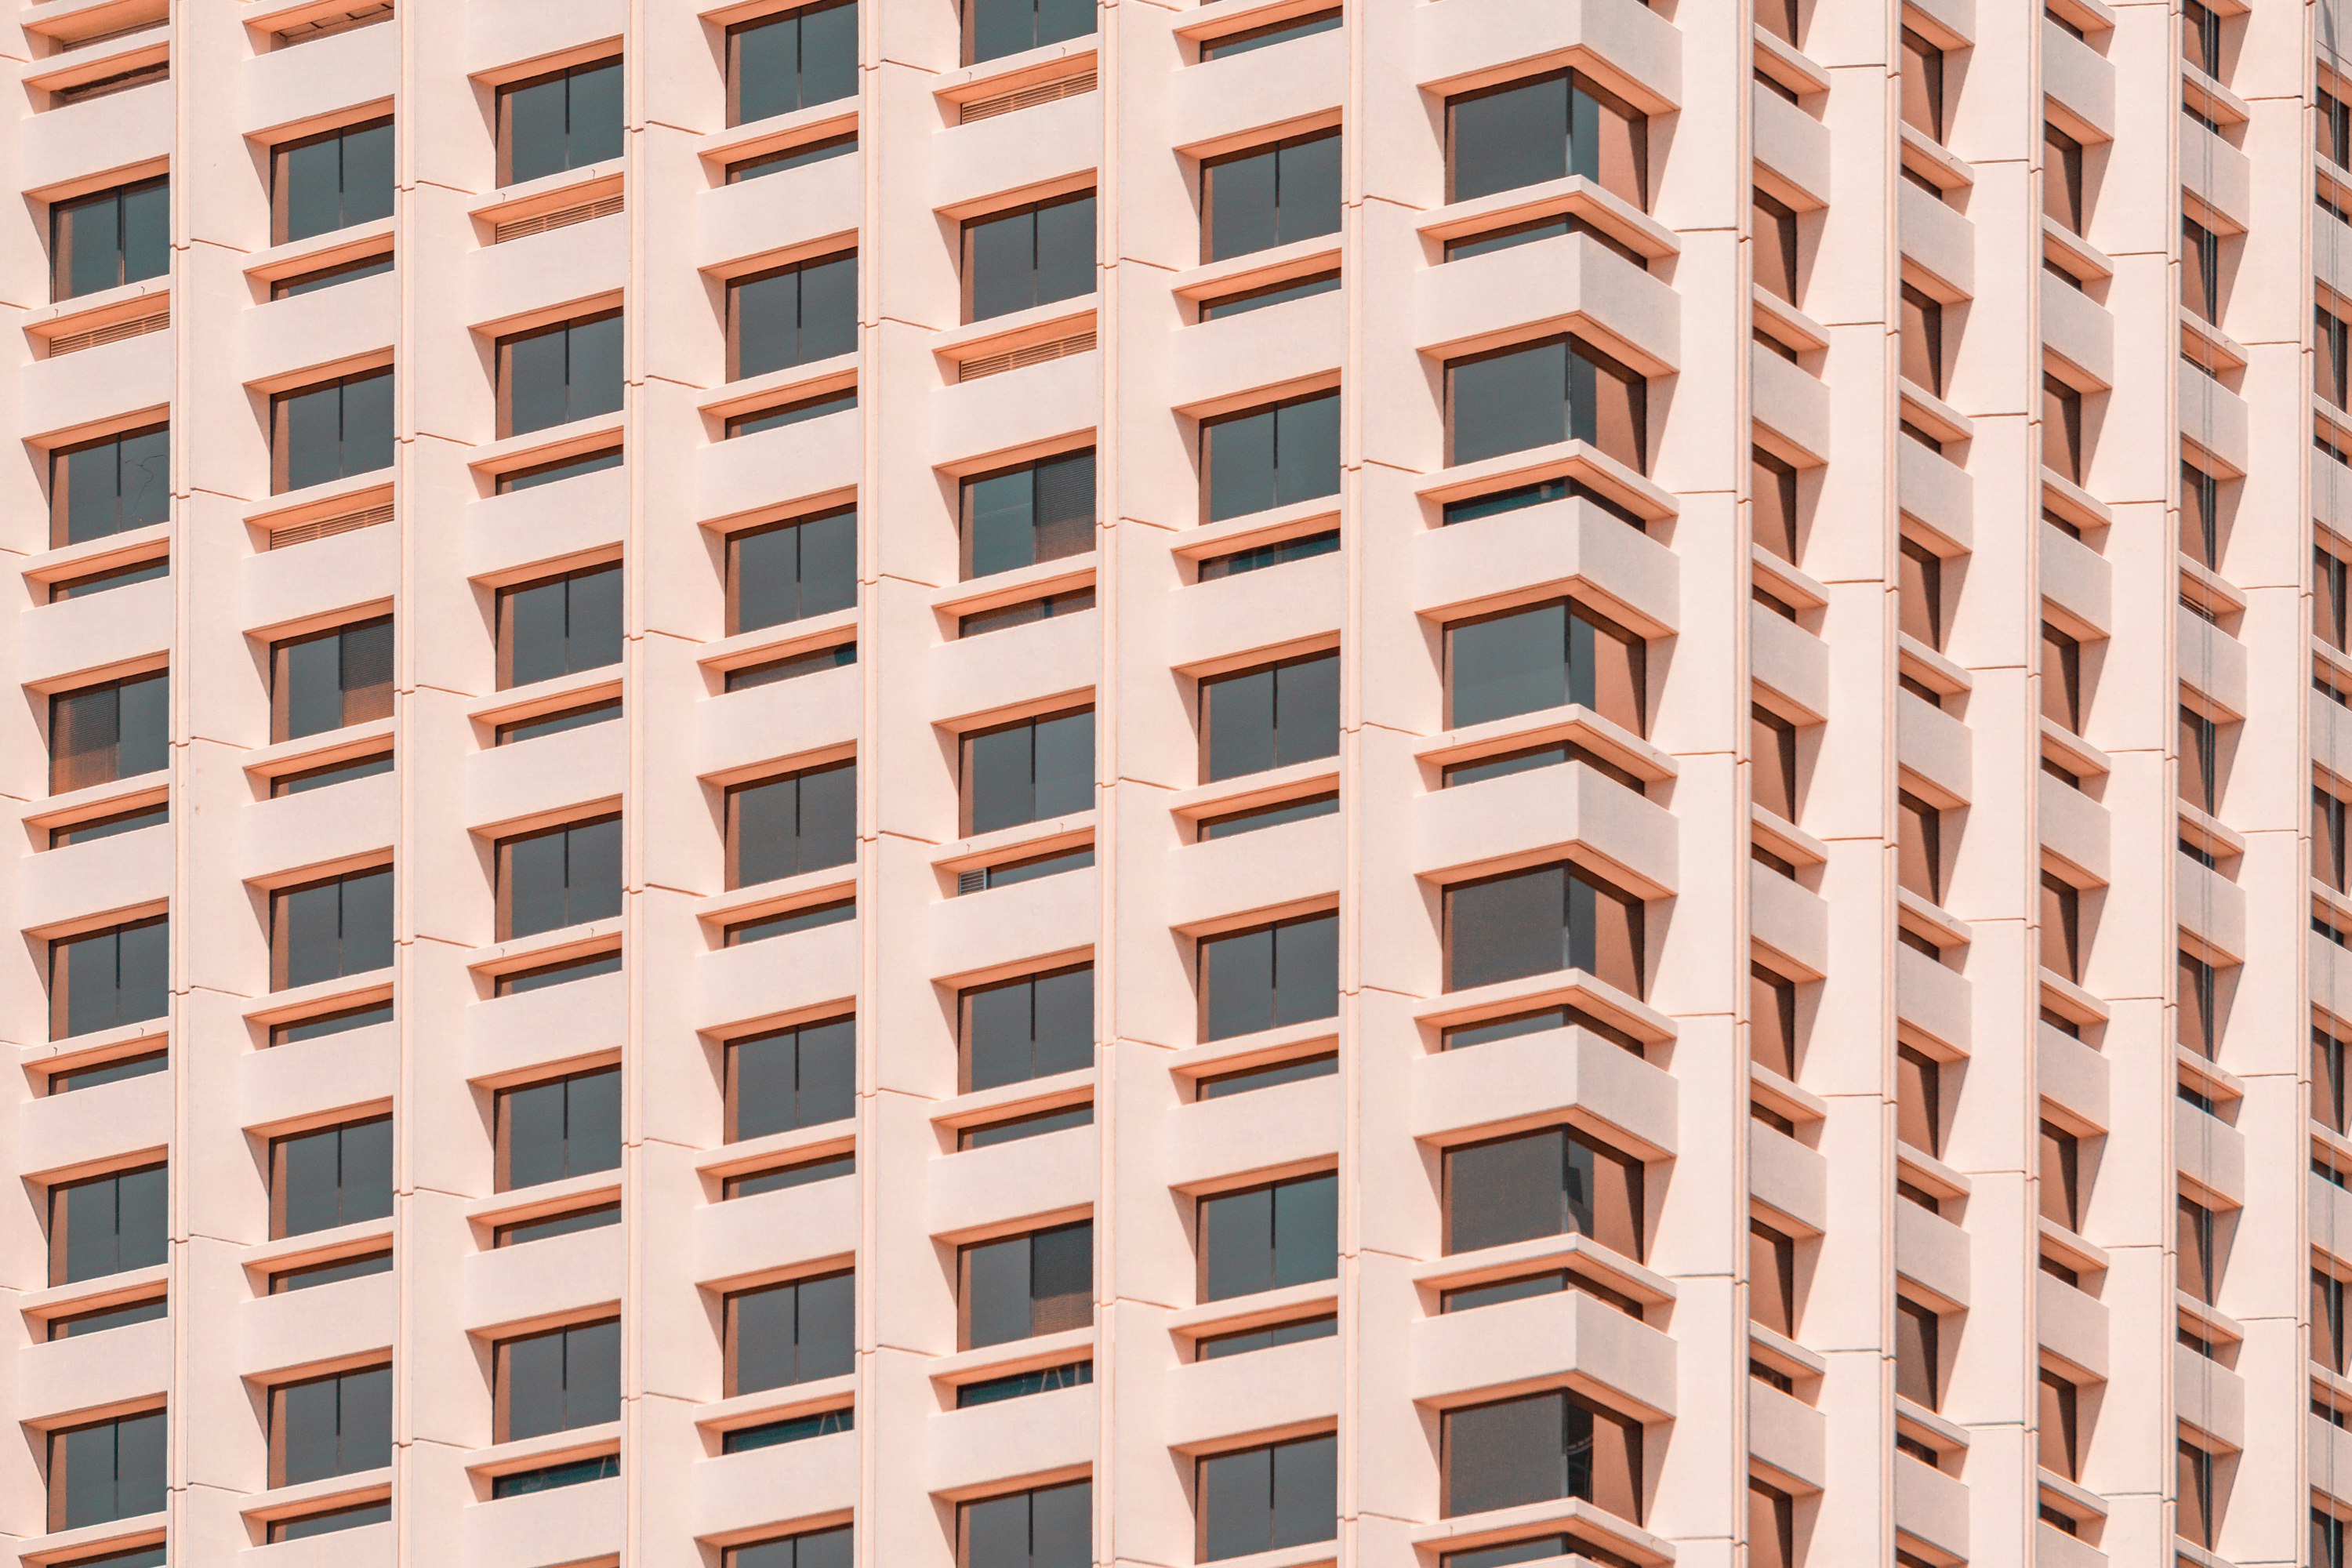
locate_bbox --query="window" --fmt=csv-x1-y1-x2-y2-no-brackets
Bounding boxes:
270,1116,391,1238
1200,793,1338,840
2322,547,2350,649
2321,785,2350,891
496,815,622,938
2327,89,2352,167
2178,1439,2216,1548
1200,652,1338,780
2178,948,2219,1059
49,558,170,605
2177,1192,2220,1305
498,58,623,185
729,1,857,124
1752,704,1798,821
960,1221,1091,1346
2180,460,2220,566
2181,216,2219,321
1895,1044,1941,1156
499,311,622,437
957,1480,1092,1568
961,589,1095,637
961,965,1094,1091
274,252,394,299
1443,860,1643,995
497,563,622,688
1200,9,1338,57
730,252,856,379
1445,597,1644,733
1446,334,1646,472
1445,1126,1642,1258
731,508,856,633
728,761,855,887
1897,284,1944,395
731,136,860,185
728,1526,855,1568
1441,1390,1640,1521
2180,704,2219,813
961,1104,1092,1148
270,1502,391,1543
728,1016,855,1139
1201,391,1340,522
1198,1434,1336,1560
272,368,394,493
1897,537,1943,648
1447,71,1645,209
49,1051,168,1094
272,617,392,742
1750,1219,1795,1334
49,1163,166,1284
270,1365,390,1486
962,449,1095,578
49,804,169,849
47,1410,165,1530
50,177,169,302
2319,1269,2349,1374
1896,789,1941,902
2031,1368,2080,1480
1200,1172,1337,1299
2035,1120,2080,1236
1752,447,1798,561
1751,963,1797,1077
2039,871,2079,981
2318,1028,2350,1134
495,1318,620,1439
1900,27,1944,139
2327,307,2352,412
1894,1297,1940,1408
47,1298,167,1341
272,118,393,245
50,670,168,793
962,706,1094,833
496,1067,622,1190
728,1271,853,1392
49,917,169,1040
2183,0,2220,74
49,424,169,547
964,193,1094,321
273,867,394,992
2040,620,2082,731
2042,372,2082,482
2043,122,2083,233
2323,1508,2350,1568
1748,188,1798,305
1203,131,1340,262
1200,913,1338,1040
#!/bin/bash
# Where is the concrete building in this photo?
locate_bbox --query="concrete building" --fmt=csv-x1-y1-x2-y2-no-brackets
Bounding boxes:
0,0,2347,1564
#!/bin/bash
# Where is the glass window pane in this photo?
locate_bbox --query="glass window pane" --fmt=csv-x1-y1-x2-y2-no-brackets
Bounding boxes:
1446,865,1565,990
1273,915,1338,1029
1202,1446,1271,1560
1030,1479,1093,1568
1451,77,1568,201
1207,408,1278,521
1271,1173,1337,1287
503,74,571,184
1449,603,1566,727
1450,339,1568,466
1032,965,1095,1076
965,1235,1030,1346
567,314,626,423
1271,1435,1338,1549
567,62,626,168
1032,708,1095,818
1444,1393,1566,1515
1035,194,1096,308
1203,1185,1274,1299
1203,927,1275,1040
1208,147,1279,262
1274,394,1341,510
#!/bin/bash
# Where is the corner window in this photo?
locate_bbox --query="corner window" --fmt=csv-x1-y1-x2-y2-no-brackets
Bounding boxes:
272,616,393,741
729,1,858,125
496,562,623,688
49,917,169,1041
1446,333,1646,472
51,670,169,793
272,866,394,990
728,1016,856,1139
962,449,1095,578
50,177,169,302
1446,71,1645,208
1440,1389,1641,1521
1199,913,1338,1041
498,311,622,437
1442,860,1643,994
498,59,623,186
495,1318,620,1439
964,193,1095,321
960,964,1093,1091
1443,1125,1642,1258
1203,131,1340,262
960,1220,1092,1346
1202,391,1340,521
1443,597,1645,732
272,368,395,493
272,118,394,245
496,1068,622,1190
49,424,169,547
495,815,623,938
1200,1172,1336,1300
731,252,857,378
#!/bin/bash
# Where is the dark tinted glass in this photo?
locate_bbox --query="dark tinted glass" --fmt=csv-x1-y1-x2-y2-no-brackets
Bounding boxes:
273,252,395,299
960,1103,1094,1148
1444,1126,1642,1257
966,194,1096,321
727,1154,854,1197
1197,1314,1337,1359
963,1221,1092,1346
496,700,622,746
491,1455,619,1497
48,1295,168,1338
964,450,1096,577
500,60,624,185
51,1410,166,1530
499,1069,622,1189
51,177,169,301
50,671,169,792
964,707,1094,833
731,1271,855,1392
1204,393,1341,521
1448,336,1646,471
730,133,860,183
499,816,622,938
728,387,857,430
50,557,170,604
959,1480,1093,1568
962,966,1094,1091
957,1360,1093,1406
730,761,857,886
1203,653,1338,779
1198,1054,1337,1098
1441,1391,1637,1519
1200,9,1339,58
53,1163,167,1284
1199,529,1339,580
1446,599,1644,731
275,118,394,245
732,252,858,378
1198,793,1339,840
726,899,856,944
52,424,169,546
1443,862,1643,995
497,448,623,493
966,0,1095,64
728,1525,856,1567
270,1502,392,1542
1199,271,1341,321
499,1319,622,1439
274,868,394,990
1205,132,1341,261
1200,1173,1338,1300
730,1,858,124
273,753,396,797
733,509,857,632
1200,1434,1337,1560
1200,914,1338,1040
501,313,624,437
1448,72,1644,207
499,564,624,688
723,1410,852,1454
49,804,169,848
726,644,857,691
50,1051,167,1093
51,917,169,1040
274,1365,392,1485
274,369,394,492
729,1016,857,1139
273,1002,394,1044
496,1204,619,1246
270,1251,394,1293
274,1116,394,1237
274,617,394,741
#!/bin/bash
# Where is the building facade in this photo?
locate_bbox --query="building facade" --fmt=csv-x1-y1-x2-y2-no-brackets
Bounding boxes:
1,0,2347,1564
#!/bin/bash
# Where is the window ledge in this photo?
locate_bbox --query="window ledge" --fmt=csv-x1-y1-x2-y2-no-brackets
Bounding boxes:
470,161,624,230
1413,1232,1670,1308
1896,1396,1969,1453
1896,633,1969,696
933,297,1097,365
9,1519,166,1568
241,1216,394,1279
16,1263,169,1323
243,470,391,531
695,1123,855,1186
925,1327,1096,1386
1897,122,1973,191
1752,285,1828,354
22,273,169,336
244,219,394,295
1414,438,1675,528
1174,503,1341,568
929,1067,1098,1140
932,556,1097,622
466,1173,623,1237
1408,1500,1671,1568
2176,1292,2245,1348
241,720,394,794
2042,216,2111,284
1164,1279,1338,1338
1166,761,1338,825
698,103,856,176
1895,887,1970,949
2038,716,2109,781
465,1423,622,1486
1172,237,1342,301
698,616,860,698
695,869,858,937
1751,804,1827,869
1749,1061,1826,1123
466,670,622,735
240,1469,391,1533
2038,1217,2108,1279
1417,176,1675,269
24,525,171,596
695,1376,856,1440
1896,1145,1969,1203
1748,1321,1825,1381
698,354,858,430
465,916,626,983
1412,971,1671,1051
1751,27,1828,97
929,812,1101,878
2038,969,2107,1032
935,826,1093,887
1899,379,1973,445
241,970,394,1041
931,36,1098,107
2177,1042,2245,1105
24,771,169,837
1419,709,1668,793
2176,800,2245,858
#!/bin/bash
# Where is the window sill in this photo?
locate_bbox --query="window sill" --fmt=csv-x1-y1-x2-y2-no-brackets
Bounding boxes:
1166,1018,1338,1087
241,1469,392,1537
1897,122,1972,194
933,296,1098,368
16,1262,169,1325
9,1519,166,1568
1414,437,1673,532
25,774,169,841
931,1066,1097,1146
243,968,394,1043
1166,1279,1338,1341
931,35,1098,111
466,915,626,985
1413,970,1669,1053
932,556,1095,625
241,1217,394,1283
1414,173,1677,270
466,1423,622,1490
468,1172,622,1241
470,160,623,232
22,272,170,339
21,520,172,592
1408,1499,1669,1568
699,353,858,437
243,217,394,299
1171,237,1341,304
1415,704,1670,790
1414,1232,1669,1314
695,1123,855,1191
695,1375,856,1444
698,103,857,179
1167,760,1339,829
927,1326,1096,1388
695,866,858,940
2038,1216,2108,1280
1174,502,1341,570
